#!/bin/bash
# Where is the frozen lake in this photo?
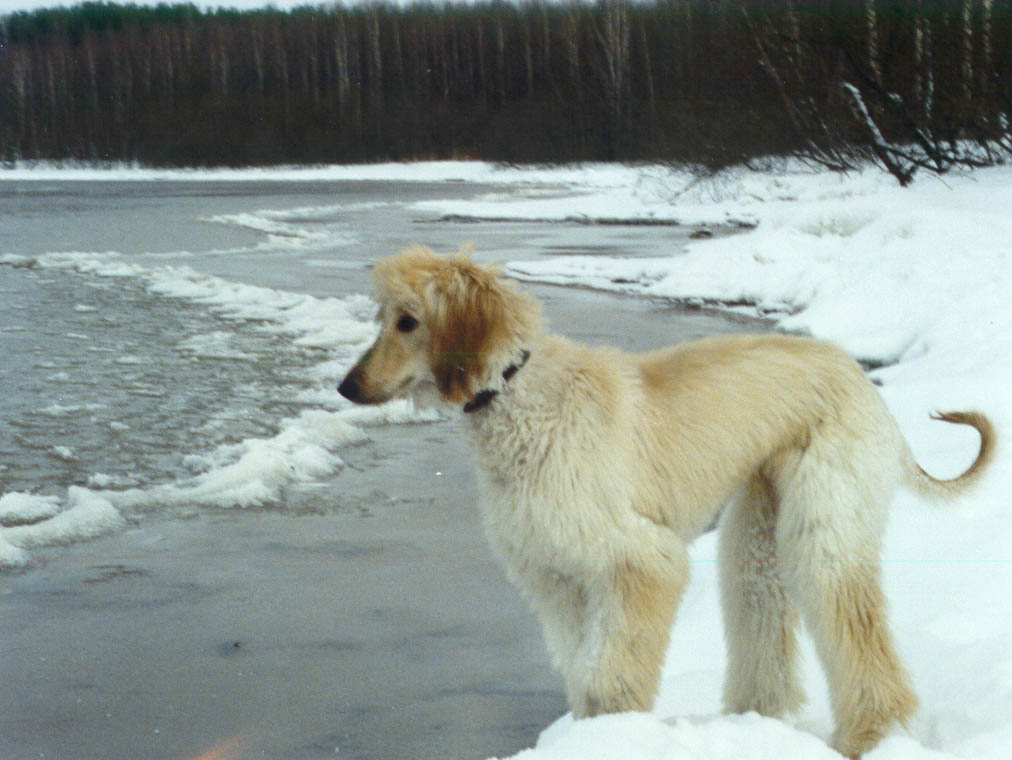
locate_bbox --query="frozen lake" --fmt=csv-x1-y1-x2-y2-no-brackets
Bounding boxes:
1,177,765,759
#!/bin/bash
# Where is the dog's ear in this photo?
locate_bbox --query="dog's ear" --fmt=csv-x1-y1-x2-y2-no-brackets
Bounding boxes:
425,258,537,404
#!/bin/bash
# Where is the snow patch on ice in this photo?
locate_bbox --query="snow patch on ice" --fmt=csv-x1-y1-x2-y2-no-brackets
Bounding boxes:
36,402,106,417
176,331,259,362
104,409,367,511
0,488,125,566
0,492,61,525
204,206,355,250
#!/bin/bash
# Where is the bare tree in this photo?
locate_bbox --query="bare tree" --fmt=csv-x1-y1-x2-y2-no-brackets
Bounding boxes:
595,0,630,159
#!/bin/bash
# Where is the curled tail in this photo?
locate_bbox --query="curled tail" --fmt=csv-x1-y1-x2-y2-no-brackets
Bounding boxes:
907,411,996,500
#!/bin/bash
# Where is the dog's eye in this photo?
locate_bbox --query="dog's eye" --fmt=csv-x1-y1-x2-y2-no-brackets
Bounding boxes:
396,314,419,333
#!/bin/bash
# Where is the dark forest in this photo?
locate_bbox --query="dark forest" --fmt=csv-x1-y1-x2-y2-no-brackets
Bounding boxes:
2,1,1011,179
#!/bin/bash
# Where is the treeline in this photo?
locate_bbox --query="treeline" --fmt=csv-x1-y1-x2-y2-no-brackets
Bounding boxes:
1,1,1011,174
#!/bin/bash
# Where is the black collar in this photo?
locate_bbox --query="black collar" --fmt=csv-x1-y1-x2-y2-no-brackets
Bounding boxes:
462,350,531,414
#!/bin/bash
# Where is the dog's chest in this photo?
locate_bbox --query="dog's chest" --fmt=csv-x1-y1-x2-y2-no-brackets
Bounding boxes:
473,465,573,576
468,412,638,575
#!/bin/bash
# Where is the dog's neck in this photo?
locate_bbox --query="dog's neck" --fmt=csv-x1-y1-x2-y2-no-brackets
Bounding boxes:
462,349,531,414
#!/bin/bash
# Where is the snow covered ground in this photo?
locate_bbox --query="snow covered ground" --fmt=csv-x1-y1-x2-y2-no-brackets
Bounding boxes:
3,160,1010,759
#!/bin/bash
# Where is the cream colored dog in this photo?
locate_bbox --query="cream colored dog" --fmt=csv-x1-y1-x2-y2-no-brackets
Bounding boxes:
338,246,994,758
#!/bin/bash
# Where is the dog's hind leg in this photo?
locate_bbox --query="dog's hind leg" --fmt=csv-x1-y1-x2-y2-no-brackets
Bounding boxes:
776,452,918,759
816,563,917,759
718,473,805,718
574,539,688,717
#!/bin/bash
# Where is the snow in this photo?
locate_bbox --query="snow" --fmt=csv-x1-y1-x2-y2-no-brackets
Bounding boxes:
1,159,627,186
508,711,844,760
0,487,125,565
3,160,1011,759
0,491,61,524
102,409,369,511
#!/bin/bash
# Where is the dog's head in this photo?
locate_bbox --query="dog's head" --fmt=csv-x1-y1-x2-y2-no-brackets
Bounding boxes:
338,246,542,408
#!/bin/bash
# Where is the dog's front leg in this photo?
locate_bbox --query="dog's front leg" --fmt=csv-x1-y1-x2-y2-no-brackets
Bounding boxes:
572,543,689,717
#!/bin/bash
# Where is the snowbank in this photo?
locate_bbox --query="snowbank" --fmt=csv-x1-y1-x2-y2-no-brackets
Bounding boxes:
1,160,644,188
506,711,845,760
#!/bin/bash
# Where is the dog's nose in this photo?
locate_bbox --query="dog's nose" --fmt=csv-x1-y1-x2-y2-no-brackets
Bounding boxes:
338,376,360,402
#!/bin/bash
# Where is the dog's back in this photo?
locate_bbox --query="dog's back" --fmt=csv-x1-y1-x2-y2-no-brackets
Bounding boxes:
629,333,900,536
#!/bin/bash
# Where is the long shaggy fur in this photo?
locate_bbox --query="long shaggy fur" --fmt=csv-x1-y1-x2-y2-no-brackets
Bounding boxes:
338,246,995,759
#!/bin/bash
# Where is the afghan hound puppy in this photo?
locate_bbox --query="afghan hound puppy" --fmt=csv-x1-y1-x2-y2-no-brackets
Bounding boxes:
338,246,995,758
